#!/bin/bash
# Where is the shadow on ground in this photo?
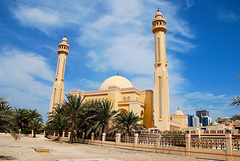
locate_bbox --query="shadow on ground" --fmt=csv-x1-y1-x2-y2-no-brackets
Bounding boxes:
0,155,17,160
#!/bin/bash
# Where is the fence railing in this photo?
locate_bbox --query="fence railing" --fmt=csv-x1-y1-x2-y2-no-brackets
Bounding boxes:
138,136,157,145
36,131,240,161
191,138,226,149
121,136,134,143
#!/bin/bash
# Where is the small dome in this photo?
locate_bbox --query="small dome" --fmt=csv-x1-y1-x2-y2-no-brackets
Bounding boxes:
174,110,184,115
100,75,133,90
155,11,163,18
62,36,68,43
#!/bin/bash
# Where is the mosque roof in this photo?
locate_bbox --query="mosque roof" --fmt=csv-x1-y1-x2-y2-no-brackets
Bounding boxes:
99,75,133,90
173,110,184,116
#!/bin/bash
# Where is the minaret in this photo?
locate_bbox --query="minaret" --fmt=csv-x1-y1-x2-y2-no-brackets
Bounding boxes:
49,36,69,112
152,10,170,130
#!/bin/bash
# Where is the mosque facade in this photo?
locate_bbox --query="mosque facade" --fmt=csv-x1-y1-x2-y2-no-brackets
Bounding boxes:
49,11,188,130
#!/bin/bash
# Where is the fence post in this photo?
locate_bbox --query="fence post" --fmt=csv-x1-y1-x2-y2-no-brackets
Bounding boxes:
102,133,106,142
32,130,34,137
225,134,233,161
62,132,65,137
197,128,201,139
68,132,71,141
134,133,138,149
185,132,191,156
116,133,121,146
82,132,85,139
156,134,161,153
91,132,94,144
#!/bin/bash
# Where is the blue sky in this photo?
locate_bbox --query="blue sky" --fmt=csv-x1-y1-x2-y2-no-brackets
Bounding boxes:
0,0,239,122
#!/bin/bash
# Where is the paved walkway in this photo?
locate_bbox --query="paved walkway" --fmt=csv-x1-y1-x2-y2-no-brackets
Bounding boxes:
0,135,220,161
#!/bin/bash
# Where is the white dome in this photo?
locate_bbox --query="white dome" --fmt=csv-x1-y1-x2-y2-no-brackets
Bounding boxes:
99,76,133,90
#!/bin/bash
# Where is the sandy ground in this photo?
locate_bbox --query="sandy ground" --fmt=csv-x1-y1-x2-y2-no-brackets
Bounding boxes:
0,135,220,161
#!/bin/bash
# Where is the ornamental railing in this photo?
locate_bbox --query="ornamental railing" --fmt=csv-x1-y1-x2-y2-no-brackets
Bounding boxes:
138,135,157,145
232,138,240,151
191,138,226,149
121,136,134,143
160,136,186,147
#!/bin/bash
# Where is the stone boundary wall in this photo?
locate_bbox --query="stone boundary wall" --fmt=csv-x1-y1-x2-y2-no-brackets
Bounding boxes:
58,132,240,161
2,132,239,161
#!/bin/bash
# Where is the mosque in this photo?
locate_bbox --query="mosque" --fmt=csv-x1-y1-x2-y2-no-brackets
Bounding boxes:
49,10,188,131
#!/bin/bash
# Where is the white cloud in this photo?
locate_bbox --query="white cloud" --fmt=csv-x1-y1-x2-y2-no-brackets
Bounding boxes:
11,1,95,34
185,0,195,10
75,79,102,91
131,76,154,90
185,92,226,101
217,9,239,22
0,46,54,113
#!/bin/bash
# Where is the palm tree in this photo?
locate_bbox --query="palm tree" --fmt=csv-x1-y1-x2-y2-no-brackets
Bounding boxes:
111,110,146,136
229,96,240,108
29,109,43,123
47,105,69,139
0,97,17,139
28,109,43,137
13,108,30,131
30,119,43,137
86,100,119,137
63,94,85,143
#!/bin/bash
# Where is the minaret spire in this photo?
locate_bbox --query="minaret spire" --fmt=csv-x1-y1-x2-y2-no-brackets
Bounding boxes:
152,10,170,130
49,36,70,112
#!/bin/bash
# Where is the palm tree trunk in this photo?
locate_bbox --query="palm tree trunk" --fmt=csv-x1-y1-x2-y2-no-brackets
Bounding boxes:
58,129,61,140
33,129,36,138
69,119,75,143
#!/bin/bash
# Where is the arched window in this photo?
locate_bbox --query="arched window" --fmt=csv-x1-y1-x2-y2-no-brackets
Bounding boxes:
127,96,130,101
123,97,126,101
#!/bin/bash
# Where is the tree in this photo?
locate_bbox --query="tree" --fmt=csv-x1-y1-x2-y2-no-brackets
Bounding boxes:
63,94,85,143
229,96,240,108
0,97,17,139
86,100,119,137
47,105,70,139
28,109,43,137
30,119,43,137
13,108,30,131
111,110,146,136
29,109,43,123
